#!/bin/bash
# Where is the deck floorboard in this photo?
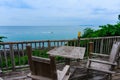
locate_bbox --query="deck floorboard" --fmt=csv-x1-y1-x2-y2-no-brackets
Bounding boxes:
1,61,120,80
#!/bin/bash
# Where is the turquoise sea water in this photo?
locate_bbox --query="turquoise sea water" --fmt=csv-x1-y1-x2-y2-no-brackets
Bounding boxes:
0,26,98,42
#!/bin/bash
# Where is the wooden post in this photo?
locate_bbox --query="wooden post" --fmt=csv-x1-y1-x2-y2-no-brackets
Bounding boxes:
17,44,21,65
77,32,81,47
39,42,41,49
89,42,94,58
48,40,51,49
57,41,59,47
49,56,57,80
77,32,81,62
3,45,8,69
35,42,37,49
117,51,120,69
100,39,103,54
21,43,25,64
9,44,15,71
42,42,44,48
0,50,2,73
61,41,63,46
26,44,35,75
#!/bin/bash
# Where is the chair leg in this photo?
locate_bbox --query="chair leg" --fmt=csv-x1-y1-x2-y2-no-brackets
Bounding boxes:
87,69,90,74
117,57,120,68
86,69,91,79
108,74,112,80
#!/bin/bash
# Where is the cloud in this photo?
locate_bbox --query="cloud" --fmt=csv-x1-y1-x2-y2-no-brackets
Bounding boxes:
0,0,32,9
0,0,120,26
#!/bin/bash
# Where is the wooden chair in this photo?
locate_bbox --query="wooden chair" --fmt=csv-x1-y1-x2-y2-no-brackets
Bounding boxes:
26,45,71,80
86,41,120,80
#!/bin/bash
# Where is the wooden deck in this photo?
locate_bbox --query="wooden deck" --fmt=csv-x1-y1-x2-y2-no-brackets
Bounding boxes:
0,69,31,80
1,61,120,80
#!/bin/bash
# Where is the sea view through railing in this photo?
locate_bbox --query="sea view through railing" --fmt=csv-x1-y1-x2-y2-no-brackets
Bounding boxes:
0,36,120,71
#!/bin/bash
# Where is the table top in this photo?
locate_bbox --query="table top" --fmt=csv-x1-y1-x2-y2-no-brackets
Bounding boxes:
47,46,86,59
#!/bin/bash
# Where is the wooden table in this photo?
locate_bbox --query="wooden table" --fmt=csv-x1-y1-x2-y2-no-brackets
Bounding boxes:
47,46,86,65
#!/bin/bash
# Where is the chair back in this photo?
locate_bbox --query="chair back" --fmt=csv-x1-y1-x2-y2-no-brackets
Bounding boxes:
109,42,120,63
26,45,57,79
32,56,52,78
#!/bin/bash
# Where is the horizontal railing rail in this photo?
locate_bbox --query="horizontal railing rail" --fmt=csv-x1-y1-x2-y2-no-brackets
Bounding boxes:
0,36,120,71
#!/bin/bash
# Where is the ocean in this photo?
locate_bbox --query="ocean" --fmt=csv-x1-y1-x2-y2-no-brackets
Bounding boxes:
0,26,98,42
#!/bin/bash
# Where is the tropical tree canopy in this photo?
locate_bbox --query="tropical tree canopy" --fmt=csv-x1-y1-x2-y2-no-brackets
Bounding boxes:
82,22,120,38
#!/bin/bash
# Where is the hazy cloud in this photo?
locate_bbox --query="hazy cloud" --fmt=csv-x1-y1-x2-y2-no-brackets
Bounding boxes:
0,0,120,26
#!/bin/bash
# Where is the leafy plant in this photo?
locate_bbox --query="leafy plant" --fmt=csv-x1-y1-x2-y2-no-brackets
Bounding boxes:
82,23,120,38
0,36,7,42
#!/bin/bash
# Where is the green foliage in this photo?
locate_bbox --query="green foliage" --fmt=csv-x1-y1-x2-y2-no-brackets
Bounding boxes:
82,28,94,38
82,23,120,37
0,36,7,42
32,49,49,58
0,49,65,69
32,49,64,60
0,55,28,68
55,56,64,61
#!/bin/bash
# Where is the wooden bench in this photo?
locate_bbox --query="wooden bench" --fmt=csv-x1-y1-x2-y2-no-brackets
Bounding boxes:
26,45,71,80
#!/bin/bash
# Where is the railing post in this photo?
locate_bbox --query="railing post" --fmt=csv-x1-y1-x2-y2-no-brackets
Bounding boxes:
26,44,35,74
77,32,81,47
17,44,21,65
35,42,37,49
89,42,94,58
42,42,44,48
48,40,51,49
3,45,8,69
9,44,15,71
39,42,41,49
100,39,104,54
0,50,2,73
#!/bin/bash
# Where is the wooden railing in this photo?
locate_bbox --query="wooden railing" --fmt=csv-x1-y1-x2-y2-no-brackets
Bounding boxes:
0,36,120,71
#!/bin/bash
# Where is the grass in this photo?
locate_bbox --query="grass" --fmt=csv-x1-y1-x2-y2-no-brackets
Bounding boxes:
0,49,64,69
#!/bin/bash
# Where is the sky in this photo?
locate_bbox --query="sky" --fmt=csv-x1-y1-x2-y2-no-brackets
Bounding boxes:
0,0,120,26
